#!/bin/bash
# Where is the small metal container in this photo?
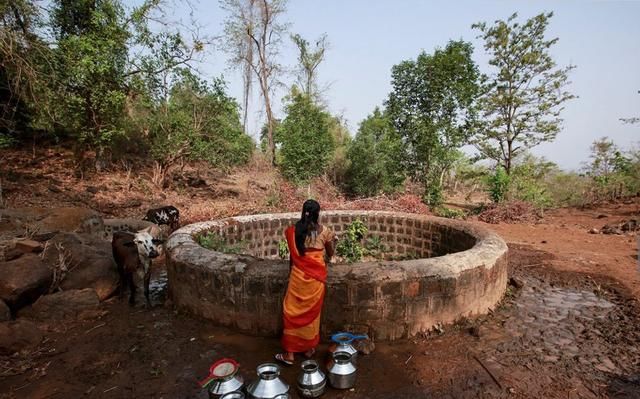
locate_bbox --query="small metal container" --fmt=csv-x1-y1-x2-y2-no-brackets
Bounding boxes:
246,363,290,399
327,332,368,365
297,359,326,398
326,351,356,389
220,393,245,399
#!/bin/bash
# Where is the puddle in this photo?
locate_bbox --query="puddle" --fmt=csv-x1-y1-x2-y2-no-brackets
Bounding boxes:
149,270,168,302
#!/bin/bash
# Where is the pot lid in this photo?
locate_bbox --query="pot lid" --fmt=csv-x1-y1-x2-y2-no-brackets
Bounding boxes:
330,332,368,344
199,358,240,388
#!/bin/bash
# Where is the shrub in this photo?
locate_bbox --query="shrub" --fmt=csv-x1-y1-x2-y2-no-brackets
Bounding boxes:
486,166,510,203
434,207,467,219
336,219,368,263
196,232,246,254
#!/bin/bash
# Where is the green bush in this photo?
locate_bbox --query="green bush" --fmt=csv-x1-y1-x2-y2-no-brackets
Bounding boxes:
487,166,510,203
336,219,368,263
434,207,467,219
196,232,246,254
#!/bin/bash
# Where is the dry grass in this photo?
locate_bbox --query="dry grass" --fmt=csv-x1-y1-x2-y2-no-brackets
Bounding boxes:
477,201,541,224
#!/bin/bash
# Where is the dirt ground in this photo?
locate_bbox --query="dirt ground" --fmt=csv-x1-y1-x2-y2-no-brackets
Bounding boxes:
1,148,639,398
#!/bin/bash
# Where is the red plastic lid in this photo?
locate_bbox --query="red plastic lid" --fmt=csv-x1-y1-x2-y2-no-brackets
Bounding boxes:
209,358,239,378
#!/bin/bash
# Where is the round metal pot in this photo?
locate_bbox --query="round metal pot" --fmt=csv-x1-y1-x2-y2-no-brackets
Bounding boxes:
296,360,326,398
203,359,245,398
220,392,245,399
246,363,290,399
326,351,356,390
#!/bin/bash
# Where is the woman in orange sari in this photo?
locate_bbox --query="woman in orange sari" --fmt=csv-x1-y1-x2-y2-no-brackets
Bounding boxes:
275,199,335,365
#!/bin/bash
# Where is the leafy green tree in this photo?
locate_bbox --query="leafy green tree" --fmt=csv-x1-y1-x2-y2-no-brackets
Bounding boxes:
386,40,480,206
472,12,576,174
129,70,253,186
278,88,334,183
346,108,404,196
325,114,351,188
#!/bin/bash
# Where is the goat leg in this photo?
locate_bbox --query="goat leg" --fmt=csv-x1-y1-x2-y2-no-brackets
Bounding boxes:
143,269,152,308
127,272,136,305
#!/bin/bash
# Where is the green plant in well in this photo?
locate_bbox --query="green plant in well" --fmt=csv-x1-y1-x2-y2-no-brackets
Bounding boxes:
434,207,467,219
364,236,387,259
278,240,290,259
336,219,369,263
196,232,246,254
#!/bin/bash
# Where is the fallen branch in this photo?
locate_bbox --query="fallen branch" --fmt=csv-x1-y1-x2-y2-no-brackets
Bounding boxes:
473,355,503,390
85,322,106,334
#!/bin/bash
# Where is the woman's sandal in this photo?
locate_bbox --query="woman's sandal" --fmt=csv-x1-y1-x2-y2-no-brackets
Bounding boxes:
274,353,294,366
303,348,316,359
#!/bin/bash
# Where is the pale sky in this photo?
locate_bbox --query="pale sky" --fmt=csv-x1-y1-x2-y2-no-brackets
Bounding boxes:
174,0,639,170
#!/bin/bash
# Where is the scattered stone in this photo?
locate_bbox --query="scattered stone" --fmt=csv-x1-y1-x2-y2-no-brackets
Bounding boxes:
588,228,599,234
468,325,482,338
0,319,43,355
40,233,119,301
0,299,11,322
601,224,622,235
86,186,100,194
541,240,547,244
47,185,62,193
19,288,100,321
542,355,559,363
596,214,608,219
509,277,525,289
354,337,376,355
1,246,23,261
0,254,52,311
15,239,43,254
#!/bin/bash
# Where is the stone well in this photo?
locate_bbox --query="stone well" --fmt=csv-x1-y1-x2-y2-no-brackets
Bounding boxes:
166,211,508,341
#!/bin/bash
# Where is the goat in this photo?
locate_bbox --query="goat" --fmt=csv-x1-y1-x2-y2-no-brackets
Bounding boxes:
142,206,180,232
111,227,164,307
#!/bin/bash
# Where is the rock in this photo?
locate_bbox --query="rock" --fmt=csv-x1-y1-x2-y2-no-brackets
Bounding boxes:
509,277,525,289
19,288,100,321
588,228,599,234
0,319,43,355
468,325,482,338
601,224,622,235
48,185,62,193
596,214,608,219
15,239,43,254
40,233,119,301
86,186,100,194
354,338,376,355
0,254,52,311
621,218,638,232
0,299,10,321
3,207,105,239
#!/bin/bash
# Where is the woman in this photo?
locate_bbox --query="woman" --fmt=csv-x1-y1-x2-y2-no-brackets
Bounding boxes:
275,199,335,365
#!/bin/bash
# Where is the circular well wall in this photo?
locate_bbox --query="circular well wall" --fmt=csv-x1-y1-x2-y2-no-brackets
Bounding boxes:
166,211,508,341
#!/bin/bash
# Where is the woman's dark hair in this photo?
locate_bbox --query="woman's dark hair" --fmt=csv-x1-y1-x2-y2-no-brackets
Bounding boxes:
295,199,321,256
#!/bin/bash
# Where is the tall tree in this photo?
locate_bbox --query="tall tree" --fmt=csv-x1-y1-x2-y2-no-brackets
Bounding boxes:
472,12,576,174
386,40,480,206
290,33,328,100
220,0,255,134
221,0,287,165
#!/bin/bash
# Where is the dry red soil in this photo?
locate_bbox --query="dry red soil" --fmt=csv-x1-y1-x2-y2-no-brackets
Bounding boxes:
0,148,639,398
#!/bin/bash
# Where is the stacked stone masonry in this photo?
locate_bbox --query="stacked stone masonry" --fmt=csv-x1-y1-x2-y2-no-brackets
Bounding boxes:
166,211,508,341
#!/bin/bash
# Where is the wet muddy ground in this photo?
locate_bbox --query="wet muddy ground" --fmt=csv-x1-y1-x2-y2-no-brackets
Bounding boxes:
1,245,640,398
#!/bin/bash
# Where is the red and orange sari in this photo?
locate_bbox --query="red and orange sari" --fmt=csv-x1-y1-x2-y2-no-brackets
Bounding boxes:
281,226,328,353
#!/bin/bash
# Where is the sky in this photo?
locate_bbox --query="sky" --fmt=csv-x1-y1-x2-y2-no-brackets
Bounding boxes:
174,0,640,170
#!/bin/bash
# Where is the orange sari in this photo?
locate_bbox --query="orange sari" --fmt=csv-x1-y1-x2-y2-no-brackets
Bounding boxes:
281,226,327,353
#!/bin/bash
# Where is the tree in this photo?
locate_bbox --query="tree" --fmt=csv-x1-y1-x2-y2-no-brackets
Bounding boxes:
130,69,253,186
278,88,334,183
221,0,288,165
220,0,255,134
49,0,204,169
291,33,328,101
472,12,576,174
346,107,404,196
386,40,480,206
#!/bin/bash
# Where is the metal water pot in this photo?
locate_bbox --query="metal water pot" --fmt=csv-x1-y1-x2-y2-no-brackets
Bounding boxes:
200,359,245,399
328,332,368,365
246,363,290,399
296,359,326,398
326,351,357,389
220,393,245,399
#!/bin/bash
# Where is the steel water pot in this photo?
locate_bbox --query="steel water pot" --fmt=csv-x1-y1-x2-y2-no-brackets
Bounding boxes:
246,363,290,399
297,359,326,398
220,393,245,399
328,332,368,365
326,351,357,389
